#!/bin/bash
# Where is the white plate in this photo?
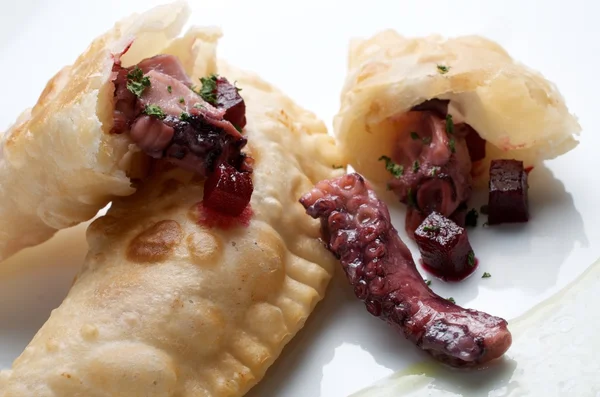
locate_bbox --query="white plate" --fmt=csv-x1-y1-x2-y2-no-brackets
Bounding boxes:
1,1,599,396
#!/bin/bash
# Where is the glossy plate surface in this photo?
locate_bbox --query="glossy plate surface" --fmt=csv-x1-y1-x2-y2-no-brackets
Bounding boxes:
1,1,599,396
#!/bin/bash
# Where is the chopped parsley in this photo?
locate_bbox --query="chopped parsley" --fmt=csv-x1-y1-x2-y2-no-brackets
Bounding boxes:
445,114,454,135
465,208,479,227
437,65,450,74
467,250,475,267
422,225,440,232
424,279,432,286
180,112,191,121
126,66,151,98
198,74,219,105
332,164,345,169
413,160,420,173
482,272,492,278
234,124,243,133
422,136,432,145
379,155,404,178
407,188,417,208
193,103,205,110
410,131,419,140
448,137,456,153
234,80,242,92
143,104,166,120
430,166,439,177
167,85,172,93
447,297,456,304
179,97,185,104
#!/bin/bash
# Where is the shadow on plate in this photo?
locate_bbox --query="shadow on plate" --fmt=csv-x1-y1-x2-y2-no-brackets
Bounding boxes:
378,164,587,300
472,164,588,294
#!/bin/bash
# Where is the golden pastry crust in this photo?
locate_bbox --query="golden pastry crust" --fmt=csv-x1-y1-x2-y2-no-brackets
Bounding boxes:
0,38,345,397
0,1,223,262
335,30,581,185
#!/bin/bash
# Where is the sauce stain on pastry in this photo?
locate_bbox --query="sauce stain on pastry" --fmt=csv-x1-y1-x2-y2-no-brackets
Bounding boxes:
127,220,183,263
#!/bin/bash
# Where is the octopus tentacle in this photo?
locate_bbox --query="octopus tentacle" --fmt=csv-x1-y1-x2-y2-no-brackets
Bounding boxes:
300,173,512,367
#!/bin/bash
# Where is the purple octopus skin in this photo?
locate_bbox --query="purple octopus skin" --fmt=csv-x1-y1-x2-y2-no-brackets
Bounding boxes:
300,173,512,367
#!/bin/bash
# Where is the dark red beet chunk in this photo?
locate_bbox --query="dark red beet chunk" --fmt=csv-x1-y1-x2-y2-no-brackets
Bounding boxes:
203,163,253,216
196,201,253,229
488,159,529,225
216,77,246,129
415,212,476,281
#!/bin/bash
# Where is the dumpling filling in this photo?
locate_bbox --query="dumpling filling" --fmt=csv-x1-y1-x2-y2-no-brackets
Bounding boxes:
383,99,486,237
110,53,253,217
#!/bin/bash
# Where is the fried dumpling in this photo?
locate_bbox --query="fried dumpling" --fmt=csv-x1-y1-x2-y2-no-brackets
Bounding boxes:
0,1,222,262
334,31,580,234
0,58,344,397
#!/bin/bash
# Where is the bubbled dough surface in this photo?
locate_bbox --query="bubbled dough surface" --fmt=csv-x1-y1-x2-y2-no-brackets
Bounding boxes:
0,30,345,396
0,1,221,263
335,30,581,186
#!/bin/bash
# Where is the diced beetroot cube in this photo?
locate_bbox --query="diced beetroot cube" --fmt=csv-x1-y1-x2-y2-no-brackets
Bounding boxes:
216,77,246,129
415,212,476,281
488,159,529,225
203,162,253,216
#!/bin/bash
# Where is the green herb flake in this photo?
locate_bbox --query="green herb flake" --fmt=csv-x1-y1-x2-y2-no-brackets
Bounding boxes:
407,188,417,208
424,279,432,286
234,80,242,92
437,65,450,74
180,112,191,121
410,131,420,140
447,297,456,304
448,137,456,153
332,164,345,169
378,155,404,178
422,225,440,232
467,250,476,267
234,124,243,133
167,85,172,93
422,136,432,145
126,66,151,98
198,74,219,105
482,272,492,279
413,160,420,173
193,103,205,109
465,208,479,227
143,104,166,120
179,97,185,104
445,114,454,135
430,166,439,177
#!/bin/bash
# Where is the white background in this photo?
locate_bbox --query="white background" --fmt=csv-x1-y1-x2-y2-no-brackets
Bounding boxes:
0,1,599,396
